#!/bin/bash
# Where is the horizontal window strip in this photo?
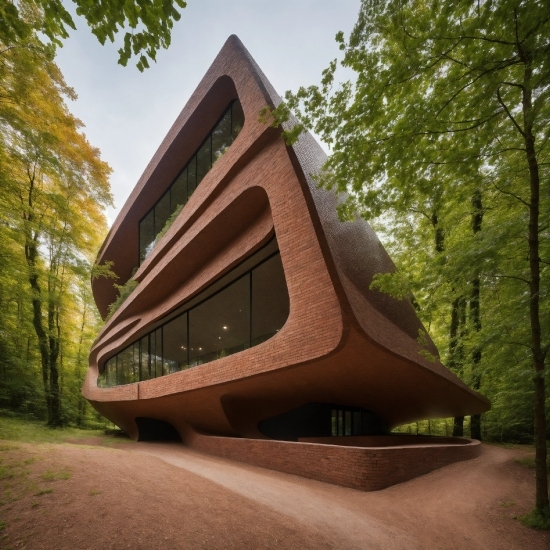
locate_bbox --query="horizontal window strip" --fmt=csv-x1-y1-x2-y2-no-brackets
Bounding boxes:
138,100,245,265
98,244,289,388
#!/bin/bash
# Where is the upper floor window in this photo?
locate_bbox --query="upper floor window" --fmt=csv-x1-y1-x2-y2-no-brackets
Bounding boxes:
139,100,245,264
98,238,289,388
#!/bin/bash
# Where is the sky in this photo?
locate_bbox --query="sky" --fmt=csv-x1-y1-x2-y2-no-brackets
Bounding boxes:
55,0,360,225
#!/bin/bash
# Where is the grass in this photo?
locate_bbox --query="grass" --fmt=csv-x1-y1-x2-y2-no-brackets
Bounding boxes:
514,456,550,472
0,416,106,444
34,488,53,496
518,507,550,530
41,468,71,482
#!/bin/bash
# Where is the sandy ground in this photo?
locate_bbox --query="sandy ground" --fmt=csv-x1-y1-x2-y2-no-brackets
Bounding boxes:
0,439,548,549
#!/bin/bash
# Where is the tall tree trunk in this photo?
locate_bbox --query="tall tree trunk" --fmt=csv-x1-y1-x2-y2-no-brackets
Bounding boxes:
470,189,483,440
46,293,61,426
25,235,53,421
450,296,466,437
431,210,467,438
75,298,88,427
22,172,63,427
521,58,548,511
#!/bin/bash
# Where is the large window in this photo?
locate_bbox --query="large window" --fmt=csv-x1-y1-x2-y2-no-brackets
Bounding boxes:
98,241,289,387
139,100,245,264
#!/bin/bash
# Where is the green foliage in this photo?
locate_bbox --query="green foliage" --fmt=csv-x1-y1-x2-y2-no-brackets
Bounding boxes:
518,507,550,530
153,203,184,245
106,278,139,320
1,0,187,70
270,0,550,508
0,13,112,428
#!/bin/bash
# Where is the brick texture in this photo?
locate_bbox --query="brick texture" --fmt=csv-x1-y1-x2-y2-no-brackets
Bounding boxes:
83,36,490,491
183,428,481,491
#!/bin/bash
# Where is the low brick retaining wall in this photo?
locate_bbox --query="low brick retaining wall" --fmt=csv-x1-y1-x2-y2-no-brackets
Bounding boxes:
183,430,481,491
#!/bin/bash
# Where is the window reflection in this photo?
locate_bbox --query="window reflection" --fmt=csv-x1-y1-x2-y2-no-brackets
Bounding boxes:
330,407,378,436
189,275,250,366
251,254,289,345
98,246,289,387
138,100,245,264
163,314,188,372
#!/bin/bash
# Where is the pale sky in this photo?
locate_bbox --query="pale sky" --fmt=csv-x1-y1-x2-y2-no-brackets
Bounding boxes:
55,0,360,225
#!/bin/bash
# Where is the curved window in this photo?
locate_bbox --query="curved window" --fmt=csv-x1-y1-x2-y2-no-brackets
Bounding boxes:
139,100,245,264
98,240,289,387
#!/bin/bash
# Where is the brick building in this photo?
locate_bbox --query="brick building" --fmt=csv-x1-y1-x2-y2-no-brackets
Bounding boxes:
83,36,489,490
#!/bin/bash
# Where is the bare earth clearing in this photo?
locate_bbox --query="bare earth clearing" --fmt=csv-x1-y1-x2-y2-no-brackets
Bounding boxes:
0,438,548,550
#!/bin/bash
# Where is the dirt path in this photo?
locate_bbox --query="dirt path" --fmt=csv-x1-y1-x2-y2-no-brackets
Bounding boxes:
1,439,548,549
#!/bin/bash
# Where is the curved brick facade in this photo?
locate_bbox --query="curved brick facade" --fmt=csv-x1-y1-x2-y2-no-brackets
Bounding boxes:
84,35,489,488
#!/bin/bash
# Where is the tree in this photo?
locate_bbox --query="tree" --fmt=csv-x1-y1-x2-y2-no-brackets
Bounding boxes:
268,0,549,514
0,0,186,70
0,28,112,425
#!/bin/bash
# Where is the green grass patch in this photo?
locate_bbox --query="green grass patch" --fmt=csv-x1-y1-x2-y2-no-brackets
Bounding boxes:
0,416,106,444
89,489,101,496
483,441,536,451
514,456,550,472
0,466,14,480
40,468,71,482
0,520,5,531
0,444,19,452
34,488,53,496
500,500,515,507
518,507,550,530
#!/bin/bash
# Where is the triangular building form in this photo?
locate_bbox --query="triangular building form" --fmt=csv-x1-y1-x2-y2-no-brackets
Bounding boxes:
84,36,489,490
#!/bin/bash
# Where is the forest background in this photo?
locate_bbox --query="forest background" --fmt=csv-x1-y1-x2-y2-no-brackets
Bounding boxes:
0,0,548,511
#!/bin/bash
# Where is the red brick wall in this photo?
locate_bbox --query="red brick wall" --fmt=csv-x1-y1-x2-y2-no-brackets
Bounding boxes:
184,430,481,491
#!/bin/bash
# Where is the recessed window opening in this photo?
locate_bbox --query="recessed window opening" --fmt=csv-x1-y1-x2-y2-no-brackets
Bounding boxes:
331,407,370,436
98,239,289,388
138,100,245,265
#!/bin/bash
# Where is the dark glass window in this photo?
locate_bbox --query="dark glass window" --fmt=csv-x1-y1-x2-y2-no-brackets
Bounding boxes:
171,168,187,213
212,109,232,164
140,335,151,381
345,410,352,436
155,191,171,238
153,328,163,378
189,274,250,366
107,358,116,386
118,346,134,385
138,101,245,266
100,243,289,387
232,101,244,139
251,254,289,345
330,406,374,436
163,314,188,373
139,209,155,264
187,156,197,199
196,137,212,185
331,410,337,436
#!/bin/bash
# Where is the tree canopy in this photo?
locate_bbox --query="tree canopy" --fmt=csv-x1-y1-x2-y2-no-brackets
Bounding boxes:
0,14,113,426
268,0,549,516
1,0,187,70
